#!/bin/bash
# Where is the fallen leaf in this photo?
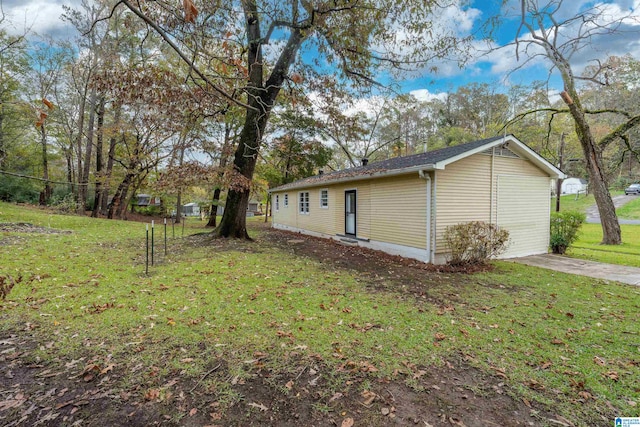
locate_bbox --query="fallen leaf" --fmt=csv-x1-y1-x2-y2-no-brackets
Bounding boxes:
341,417,354,427
434,333,447,341
602,371,619,381
361,390,376,406
144,389,160,401
189,408,197,416
285,380,294,390
593,356,606,366
248,402,268,411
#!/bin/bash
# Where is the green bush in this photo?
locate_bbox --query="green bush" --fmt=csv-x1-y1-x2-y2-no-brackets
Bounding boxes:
0,175,39,203
550,210,586,254
444,221,510,266
49,193,79,213
137,205,164,216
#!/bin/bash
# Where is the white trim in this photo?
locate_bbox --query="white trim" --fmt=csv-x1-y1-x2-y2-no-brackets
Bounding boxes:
433,135,565,179
319,188,329,209
298,191,310,215
272,223,433,263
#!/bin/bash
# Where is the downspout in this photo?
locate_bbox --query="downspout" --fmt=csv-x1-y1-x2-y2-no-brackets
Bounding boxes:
490,147,496,225
419,170,433,263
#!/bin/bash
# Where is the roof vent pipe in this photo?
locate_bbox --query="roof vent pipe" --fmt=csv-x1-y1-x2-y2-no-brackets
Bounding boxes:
361,158,368,166
318,170,324,175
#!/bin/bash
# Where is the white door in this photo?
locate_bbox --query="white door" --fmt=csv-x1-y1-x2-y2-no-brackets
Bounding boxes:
497,176,551,258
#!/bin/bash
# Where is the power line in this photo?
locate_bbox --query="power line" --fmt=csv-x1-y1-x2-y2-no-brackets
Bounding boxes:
0,170,88,186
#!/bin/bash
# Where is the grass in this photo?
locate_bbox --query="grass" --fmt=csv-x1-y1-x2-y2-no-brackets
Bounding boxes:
616,196,640,220
1,202,639,424
569,223,640,267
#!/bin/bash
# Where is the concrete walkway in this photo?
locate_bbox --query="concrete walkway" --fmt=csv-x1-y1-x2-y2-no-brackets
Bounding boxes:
511,254,640,286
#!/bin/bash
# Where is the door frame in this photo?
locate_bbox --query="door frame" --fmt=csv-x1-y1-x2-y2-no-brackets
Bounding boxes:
344,189,357,236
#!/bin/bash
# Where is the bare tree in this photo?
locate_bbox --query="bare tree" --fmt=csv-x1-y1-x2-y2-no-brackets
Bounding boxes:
509,0,640,244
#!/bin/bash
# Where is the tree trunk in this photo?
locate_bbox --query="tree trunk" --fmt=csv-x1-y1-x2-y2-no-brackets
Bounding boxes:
75,91,87,200
215,3,303,238
207,187,222,227
101,104,121,215
107,172,134,219
216,107,270,239
92,96,105,217
562,90,621,245
207,123,233,228
78,88,97,213
39,123,52,205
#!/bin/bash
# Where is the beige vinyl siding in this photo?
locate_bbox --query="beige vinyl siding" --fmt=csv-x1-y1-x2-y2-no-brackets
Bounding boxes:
435,154,492,253
330,181,371,238
370,175,427,249
272,192,295,225
294,188,335,234
497,175,551,257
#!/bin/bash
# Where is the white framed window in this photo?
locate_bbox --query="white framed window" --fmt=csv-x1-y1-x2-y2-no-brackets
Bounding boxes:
284,194,288,207
299,192,310,214
320,189,329,208
275,194,279,211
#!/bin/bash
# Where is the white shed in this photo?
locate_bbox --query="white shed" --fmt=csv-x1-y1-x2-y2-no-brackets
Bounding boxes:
561,178,587,195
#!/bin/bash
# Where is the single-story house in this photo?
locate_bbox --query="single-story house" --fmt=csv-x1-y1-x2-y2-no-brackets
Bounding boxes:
181,202,200,217
269,135,565,264
561,177,588,195
135,194,161,207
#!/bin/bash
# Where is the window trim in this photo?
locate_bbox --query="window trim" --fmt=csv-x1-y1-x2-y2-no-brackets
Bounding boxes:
299,191,310,215
319,189,329,209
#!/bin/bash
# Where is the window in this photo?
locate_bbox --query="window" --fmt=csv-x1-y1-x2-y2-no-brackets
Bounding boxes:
320,189,328,208
284,194,288,207
275,194,279,211
299,192,309,214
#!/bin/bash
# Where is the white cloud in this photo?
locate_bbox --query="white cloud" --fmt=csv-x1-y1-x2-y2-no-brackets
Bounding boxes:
2,0,82,38
409,88,447,102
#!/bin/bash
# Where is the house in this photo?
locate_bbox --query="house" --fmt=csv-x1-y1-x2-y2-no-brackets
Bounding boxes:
135,194,161,207
181,202,200,217
561,177,588,195
269,135,565,264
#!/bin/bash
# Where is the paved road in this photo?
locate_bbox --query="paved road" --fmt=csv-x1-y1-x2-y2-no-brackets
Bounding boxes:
585,194,640,224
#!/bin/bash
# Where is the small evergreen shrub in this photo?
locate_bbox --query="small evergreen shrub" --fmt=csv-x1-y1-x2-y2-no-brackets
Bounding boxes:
550,211,585,254
444,221,510,266
49,193,79,213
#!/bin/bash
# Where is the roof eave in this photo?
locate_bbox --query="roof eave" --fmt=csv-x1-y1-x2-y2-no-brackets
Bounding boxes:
269,164,436,192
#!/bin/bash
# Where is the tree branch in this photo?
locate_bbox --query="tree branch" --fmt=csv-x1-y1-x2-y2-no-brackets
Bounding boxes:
118,0,254,111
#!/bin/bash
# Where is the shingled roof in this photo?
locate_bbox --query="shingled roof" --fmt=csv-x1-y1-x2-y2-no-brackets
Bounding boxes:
270,135,562,192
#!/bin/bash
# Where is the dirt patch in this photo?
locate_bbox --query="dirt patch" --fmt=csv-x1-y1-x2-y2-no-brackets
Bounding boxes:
0,331,555,427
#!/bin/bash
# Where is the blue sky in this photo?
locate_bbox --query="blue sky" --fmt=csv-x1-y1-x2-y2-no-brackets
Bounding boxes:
4,0,640,102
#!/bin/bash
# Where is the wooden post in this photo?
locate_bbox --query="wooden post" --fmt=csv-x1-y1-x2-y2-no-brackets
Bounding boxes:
556,133,565,212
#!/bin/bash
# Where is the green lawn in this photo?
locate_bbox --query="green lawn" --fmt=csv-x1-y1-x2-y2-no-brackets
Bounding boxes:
616,196,640,220
1,202,639,424
569,223,640,267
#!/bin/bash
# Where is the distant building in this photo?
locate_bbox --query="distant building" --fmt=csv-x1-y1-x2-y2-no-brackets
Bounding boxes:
561,178,588,195
181,202,200,217
136,194,162,206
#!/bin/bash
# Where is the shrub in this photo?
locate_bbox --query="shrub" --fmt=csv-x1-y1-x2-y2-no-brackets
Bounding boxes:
550,211,585,254
444,221,510,266
0,175,39,203
49,193,79,213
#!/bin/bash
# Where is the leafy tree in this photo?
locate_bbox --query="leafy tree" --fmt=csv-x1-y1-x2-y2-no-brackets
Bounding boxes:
507,0,640,245
111,0,467,238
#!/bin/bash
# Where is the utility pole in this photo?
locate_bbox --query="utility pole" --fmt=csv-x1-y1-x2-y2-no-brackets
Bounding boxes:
555,132,565,212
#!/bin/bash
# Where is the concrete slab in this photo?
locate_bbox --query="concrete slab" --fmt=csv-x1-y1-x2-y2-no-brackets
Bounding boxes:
510,254,640,286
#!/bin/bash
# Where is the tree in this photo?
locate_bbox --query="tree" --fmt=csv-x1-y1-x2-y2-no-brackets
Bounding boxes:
510,0,640,245
111,0,467,238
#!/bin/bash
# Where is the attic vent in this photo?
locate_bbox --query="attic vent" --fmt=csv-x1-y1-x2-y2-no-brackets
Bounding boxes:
481,146,521,158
